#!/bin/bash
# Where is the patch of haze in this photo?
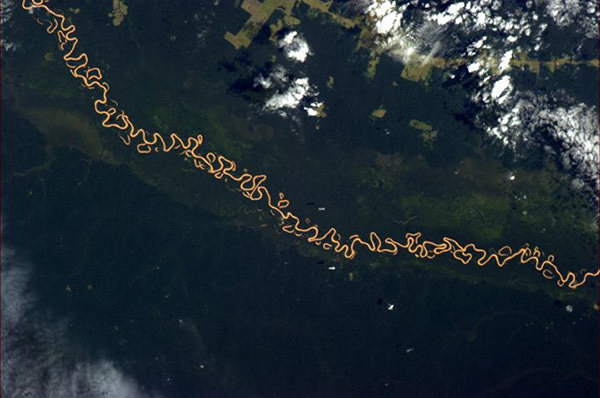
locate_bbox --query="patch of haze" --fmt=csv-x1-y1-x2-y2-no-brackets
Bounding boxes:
1,233,163,398
1,0,17,51
1,0,14,25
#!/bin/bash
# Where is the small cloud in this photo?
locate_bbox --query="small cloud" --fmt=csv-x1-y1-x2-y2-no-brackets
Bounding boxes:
264,77,314,113
490,75,513,104
260,68,323,119
278,31,312,63
254,65,289,89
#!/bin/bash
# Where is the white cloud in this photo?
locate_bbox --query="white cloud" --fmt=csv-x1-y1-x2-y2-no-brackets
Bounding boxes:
259,66,323,118
254,64,288,89
278,31,312,63
305,101,323,117
484,93,599,192
467,61,481,73
359,0,598,195
265,77,314,112
543,0,597,37
431,2,465,26
366,0,404,36
490,75,512,104
498,49,513,72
